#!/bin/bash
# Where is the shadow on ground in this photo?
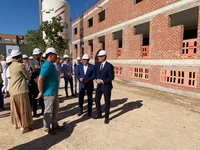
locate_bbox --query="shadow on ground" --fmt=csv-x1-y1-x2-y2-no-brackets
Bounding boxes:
110,100,143,120
8,97,142,149
9,99,91,150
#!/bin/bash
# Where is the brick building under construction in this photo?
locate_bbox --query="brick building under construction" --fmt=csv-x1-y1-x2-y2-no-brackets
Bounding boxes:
72,0,200,99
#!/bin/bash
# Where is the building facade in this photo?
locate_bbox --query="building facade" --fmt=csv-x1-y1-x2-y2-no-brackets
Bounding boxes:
72,0,200,99
0,33,27,56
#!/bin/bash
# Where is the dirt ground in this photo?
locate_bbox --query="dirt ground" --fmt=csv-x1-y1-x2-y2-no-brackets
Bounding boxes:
0,78,200,150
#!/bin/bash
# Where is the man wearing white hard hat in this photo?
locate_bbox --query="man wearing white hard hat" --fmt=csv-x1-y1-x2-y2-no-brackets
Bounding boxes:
41,52,47,64
37,47,64,134
29,48,44,117
73,56,82,96
29,56,34,60
76,54,96,117
22,54,32,76
94,49,114,124
22,54,31,71
22,54,34,107
62,54,75,97
9,49,33,133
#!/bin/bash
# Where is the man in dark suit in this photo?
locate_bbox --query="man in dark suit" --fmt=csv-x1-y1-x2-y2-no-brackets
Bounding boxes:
94,50,115,124
29,48,45,117
76,54,96,117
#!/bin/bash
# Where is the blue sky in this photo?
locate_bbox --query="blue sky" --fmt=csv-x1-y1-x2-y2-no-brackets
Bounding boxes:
0,0,99,35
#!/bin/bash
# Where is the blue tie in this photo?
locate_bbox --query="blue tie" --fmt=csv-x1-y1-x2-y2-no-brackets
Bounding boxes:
100,64,103,71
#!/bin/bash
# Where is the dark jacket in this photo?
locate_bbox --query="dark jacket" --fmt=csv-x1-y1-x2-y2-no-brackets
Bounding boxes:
96,61,114,91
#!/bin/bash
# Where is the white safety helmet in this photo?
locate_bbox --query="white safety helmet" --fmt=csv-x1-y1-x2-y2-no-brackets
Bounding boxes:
76,56,81,60
45,47,58,55
22,54,29,59
42,53,46,58
6,56,12,63
82,54,90,60
32,48,42,55
29,56,34,60
11,49,22,57
97,50,107,56
63,54,70,59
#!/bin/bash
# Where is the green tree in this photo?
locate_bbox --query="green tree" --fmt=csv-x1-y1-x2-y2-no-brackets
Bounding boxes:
25,28,46,54
26,16,69,55
40,16,69,55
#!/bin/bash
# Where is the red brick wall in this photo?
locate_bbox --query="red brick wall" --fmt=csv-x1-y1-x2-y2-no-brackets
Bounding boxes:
105,32,118,59
72,0,183,60
123,25,143,59
72,0,200,95
114,65,200,93
93,36,103,56
72,0,180,42
84,40,90,55
150,13,184,59
73,42,81,58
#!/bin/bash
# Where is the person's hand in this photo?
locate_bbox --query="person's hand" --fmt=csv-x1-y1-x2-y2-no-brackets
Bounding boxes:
96,79,103,84
36,92,42,99
34,65,40,69
29,70,32,74
80,78,84,82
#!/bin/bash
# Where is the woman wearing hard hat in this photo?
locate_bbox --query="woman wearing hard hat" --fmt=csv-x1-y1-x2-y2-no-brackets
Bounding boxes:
9,49,33,134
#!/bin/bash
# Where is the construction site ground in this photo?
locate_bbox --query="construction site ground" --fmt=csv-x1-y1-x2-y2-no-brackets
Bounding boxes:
0,78,200,150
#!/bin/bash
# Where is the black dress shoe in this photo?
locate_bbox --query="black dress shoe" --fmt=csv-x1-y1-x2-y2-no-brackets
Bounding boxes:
104,118,110,124
94,115,102,119
77,112,82,116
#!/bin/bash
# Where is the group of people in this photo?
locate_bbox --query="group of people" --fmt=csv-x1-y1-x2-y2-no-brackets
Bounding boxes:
60,49,115,124
74,50,115,124
0,47,114,135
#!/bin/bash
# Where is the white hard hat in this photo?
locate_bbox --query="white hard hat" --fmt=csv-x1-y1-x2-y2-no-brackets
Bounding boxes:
11,49,22,57
45,47,58,55
6,56,12,63
32,48,42,55
22,54,29,59
42,53,46,58
76,56,81,60
29,56,33,60
97,50,107,56
82,54,90,60
63,54,70,59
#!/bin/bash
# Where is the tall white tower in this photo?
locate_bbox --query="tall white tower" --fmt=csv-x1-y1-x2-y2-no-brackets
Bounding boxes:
41,0,70,42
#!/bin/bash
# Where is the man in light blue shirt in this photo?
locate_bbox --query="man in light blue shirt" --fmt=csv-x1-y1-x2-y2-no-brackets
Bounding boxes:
37,47,64,135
